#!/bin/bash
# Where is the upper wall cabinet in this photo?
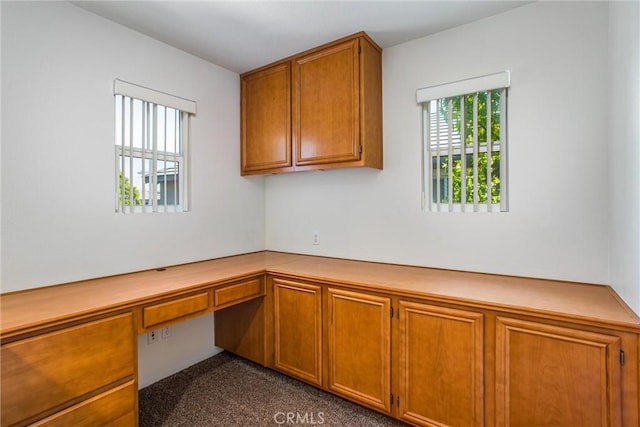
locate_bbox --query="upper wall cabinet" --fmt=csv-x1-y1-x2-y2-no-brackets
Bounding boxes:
241,32,382,175
241,62,292,173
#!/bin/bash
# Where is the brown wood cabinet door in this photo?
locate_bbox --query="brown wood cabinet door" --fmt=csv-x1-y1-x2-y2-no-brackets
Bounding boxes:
495,317,622,427
327,288,391,414
294,39,360,166
241,62,291,173
398,301,484,427
273,279,323,386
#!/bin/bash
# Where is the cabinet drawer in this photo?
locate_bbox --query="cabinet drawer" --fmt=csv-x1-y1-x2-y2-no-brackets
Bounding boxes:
1,313,135,426
143,291,210,329
31,380,136,427
214,278,264,309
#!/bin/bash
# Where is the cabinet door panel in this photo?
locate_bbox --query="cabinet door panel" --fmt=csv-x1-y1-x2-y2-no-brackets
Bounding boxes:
273,279,323,385
496,317,622,427
241,62,291,173
398,301,484,427
327,288,391,413
294,39,360,166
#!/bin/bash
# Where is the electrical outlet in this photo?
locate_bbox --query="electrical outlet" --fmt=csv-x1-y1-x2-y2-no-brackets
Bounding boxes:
313,231,320,245
147,329,159,345
162,326,172,339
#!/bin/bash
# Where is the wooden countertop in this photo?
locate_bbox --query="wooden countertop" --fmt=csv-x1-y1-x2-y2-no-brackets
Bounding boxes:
2,251,639,338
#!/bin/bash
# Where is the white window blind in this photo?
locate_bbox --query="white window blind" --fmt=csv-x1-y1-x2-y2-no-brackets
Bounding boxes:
114,80,195,213
417,72,510,213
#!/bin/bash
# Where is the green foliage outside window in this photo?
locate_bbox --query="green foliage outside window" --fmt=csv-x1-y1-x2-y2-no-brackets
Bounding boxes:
433,90,503,205
118,172,143,206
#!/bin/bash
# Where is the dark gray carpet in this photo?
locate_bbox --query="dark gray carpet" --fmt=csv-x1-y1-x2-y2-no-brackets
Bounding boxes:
139,351,407,426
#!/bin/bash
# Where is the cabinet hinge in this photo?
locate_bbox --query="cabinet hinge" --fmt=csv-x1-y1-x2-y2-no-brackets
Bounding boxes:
358,45,362,54
620,349,625,366
390,393,394,405
390,306,394,318
359,143,363,154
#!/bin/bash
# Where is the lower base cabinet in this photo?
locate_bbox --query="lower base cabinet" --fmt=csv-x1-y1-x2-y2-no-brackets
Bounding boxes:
398,301,484,427
4,255,637,427
495,316,623,427
216,274,637,427
327,287,392,414
1,313,136,426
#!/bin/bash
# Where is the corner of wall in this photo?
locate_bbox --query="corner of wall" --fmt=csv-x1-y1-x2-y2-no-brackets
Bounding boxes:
607,0,640,314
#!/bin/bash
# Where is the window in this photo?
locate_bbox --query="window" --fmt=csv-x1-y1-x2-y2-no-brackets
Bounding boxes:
417,72,510,212
114,80,195,213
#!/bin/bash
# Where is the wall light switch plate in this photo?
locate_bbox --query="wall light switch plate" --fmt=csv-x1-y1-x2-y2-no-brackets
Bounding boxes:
162,326,172,339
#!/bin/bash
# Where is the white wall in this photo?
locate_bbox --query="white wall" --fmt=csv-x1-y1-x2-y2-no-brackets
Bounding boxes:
2,0,638,389
266,1,610,286
1,2,265,386
0,2,3,290
137,313,218,388
608,0,640,313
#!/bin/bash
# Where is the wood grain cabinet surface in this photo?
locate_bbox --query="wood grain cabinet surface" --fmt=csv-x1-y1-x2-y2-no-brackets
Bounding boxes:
495,317,623,427
2,251,639,427
240,32,382,175
398,301,484,427
1,313,136,427
294,38,361,166
30,381,136,427
241,62,291,172
141,291,210,331
272,278,323,386
215,297,267,366
214,277,264,309
327,287,392,414
221,272,639,426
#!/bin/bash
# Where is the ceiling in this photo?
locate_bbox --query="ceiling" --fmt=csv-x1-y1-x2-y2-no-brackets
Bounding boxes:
73,1,530,74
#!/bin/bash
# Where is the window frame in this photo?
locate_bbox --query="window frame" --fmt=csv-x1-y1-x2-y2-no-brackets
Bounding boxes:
417,72,510,213
113,80,195,214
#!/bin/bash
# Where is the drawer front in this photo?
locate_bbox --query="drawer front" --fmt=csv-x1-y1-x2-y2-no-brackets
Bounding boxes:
31,380,136,427
143,291,209,329
214,278,264,309
1,313,135,426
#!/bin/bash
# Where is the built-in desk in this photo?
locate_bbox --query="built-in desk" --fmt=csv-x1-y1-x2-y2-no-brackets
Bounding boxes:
2,251,639,426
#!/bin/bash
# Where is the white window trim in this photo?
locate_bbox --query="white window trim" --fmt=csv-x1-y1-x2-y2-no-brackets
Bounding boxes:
114,79,196,114
416,71,510,104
